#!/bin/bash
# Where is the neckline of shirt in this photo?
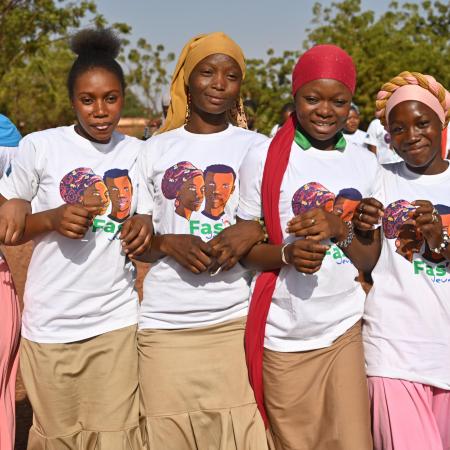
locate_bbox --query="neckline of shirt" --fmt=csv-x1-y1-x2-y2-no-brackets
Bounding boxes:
177,124,236,140
398,160,450,184
65,125,121,154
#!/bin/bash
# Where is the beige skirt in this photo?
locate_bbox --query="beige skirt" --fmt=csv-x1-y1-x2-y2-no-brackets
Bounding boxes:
263,321,372,450
20,325,143,450
138,317,268,450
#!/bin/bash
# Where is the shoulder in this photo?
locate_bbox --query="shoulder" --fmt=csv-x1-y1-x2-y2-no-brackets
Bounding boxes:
242,135,271,167
229,126,269,144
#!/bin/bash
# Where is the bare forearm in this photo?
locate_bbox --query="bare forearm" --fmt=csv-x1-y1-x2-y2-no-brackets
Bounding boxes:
133,234,170,263
242,243,284,271
18,210,55,244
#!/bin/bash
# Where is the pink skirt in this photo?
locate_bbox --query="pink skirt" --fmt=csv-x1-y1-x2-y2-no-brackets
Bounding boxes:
0,259,20,450
368,376,450,450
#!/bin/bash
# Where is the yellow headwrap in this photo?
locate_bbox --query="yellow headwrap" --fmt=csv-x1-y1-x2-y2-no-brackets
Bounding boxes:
158,32,247,134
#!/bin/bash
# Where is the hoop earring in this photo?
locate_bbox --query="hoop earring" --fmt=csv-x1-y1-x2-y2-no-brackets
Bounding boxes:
185,92,191,123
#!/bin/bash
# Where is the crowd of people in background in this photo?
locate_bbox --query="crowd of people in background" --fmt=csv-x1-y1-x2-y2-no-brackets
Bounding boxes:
0,26,449,450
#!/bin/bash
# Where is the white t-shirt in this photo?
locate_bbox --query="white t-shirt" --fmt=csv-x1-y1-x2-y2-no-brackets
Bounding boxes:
0,145,17,261
343,129,366,147
238,139,380,352
0,125,142,343
137,125,268,330
363,162,450,389
365,119,402,165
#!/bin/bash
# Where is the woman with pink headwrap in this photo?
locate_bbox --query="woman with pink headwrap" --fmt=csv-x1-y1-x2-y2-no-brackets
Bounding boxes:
357,72,450,450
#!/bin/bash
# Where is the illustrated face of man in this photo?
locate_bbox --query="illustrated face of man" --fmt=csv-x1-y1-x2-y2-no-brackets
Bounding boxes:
105,175,133,220
82,181,110,215
204,171,235,214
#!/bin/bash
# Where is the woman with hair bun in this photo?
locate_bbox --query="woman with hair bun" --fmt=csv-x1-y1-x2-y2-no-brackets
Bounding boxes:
358,71,450,450
0,28,150,449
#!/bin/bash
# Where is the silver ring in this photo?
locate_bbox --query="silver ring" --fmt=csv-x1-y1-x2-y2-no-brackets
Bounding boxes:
360,204,365,213
359,212,364,221
432,214,439,223
311,218,316,225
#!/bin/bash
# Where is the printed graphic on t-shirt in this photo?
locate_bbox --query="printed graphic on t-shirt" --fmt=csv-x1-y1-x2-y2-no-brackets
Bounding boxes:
291,182,362,221
383,200,450,279
161,161,236,227
60,167,134,226
291,182,362,265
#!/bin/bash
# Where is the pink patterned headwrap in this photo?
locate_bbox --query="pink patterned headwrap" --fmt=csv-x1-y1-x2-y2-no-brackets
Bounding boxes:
60,167,104,204
161,161,203,200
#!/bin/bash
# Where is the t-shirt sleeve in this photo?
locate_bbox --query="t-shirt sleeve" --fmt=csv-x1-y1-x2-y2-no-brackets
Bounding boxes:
0,137,39,201
136,141,155,215
237,139,269,220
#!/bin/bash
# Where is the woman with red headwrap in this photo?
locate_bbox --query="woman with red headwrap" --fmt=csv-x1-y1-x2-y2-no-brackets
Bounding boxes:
357,72,450,450
238,45,381,449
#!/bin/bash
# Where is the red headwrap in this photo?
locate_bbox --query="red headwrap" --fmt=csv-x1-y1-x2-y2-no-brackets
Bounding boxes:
244,45,356,427
292,44,356,96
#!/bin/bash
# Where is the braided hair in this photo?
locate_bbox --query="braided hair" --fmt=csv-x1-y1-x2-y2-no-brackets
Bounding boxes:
67,28,125,99
375,71,450,128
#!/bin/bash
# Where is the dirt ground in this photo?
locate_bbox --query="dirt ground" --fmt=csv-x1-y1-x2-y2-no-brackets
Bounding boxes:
2,243,149,450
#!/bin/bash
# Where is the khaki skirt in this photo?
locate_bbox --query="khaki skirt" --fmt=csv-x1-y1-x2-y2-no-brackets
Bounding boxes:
20,325,143,450
138,317,268,450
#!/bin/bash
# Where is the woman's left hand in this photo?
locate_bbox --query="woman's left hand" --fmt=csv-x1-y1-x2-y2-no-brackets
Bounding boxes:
208,220,265,273
0,198,31,245
286,208,347,242
410,200,443,249
120,214,153,258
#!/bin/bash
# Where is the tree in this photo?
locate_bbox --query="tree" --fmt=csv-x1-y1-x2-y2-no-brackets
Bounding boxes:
242,49,299,134
304,0,450,127
120,39,175,117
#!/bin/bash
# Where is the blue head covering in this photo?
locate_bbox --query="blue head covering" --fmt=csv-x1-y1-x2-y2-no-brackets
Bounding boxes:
0,114,21,147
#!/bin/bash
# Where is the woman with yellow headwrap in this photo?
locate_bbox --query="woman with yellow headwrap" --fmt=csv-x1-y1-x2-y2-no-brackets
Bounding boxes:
135,32,269,449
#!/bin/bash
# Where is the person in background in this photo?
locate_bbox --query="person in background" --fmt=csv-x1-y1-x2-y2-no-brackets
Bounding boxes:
343,103,366,146
161,91,171,119
360,71,450,450
0,114,21,450
269,103,295,137
365,117,403,165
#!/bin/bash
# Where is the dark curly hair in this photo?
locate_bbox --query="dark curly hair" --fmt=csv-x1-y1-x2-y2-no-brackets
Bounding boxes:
67,28,126,99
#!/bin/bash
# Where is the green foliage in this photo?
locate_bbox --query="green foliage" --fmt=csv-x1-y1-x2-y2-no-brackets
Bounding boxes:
304,0,450,127
121,89,147,118
243,50,299,134
120,38,175,116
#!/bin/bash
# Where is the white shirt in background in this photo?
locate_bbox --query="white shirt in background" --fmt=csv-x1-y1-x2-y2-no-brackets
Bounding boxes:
0,126,142,343
365,118,402,165
364,162,450,389
343,129,367,147
137,125,268,330
238,139,380,352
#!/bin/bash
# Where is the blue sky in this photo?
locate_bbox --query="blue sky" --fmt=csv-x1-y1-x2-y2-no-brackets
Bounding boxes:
93,0,421,59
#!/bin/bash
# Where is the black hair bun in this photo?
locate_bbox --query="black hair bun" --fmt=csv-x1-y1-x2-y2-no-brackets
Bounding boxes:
70,28,121,59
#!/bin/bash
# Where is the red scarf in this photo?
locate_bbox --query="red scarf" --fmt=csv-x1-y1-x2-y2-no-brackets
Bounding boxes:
244,114,297,426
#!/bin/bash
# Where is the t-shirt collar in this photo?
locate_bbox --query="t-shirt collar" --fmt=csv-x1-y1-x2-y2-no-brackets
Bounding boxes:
294,127,346,151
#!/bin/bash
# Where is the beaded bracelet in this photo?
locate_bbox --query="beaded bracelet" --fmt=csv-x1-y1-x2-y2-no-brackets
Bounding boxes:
255,218,269,243
430,229,450,254
333,220,354,249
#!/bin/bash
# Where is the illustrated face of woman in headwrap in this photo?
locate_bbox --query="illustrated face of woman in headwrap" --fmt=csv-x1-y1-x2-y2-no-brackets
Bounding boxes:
161,162,205,220
388,101,443,172
60,167,110,216
295,79,352,149
291,182,335,216
188,54,242,120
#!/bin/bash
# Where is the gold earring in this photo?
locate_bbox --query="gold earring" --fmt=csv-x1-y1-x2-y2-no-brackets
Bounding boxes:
185,92,191,123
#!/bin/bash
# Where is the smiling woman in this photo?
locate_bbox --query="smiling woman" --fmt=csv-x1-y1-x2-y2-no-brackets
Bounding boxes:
135,32,269,450
0,28,150,450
